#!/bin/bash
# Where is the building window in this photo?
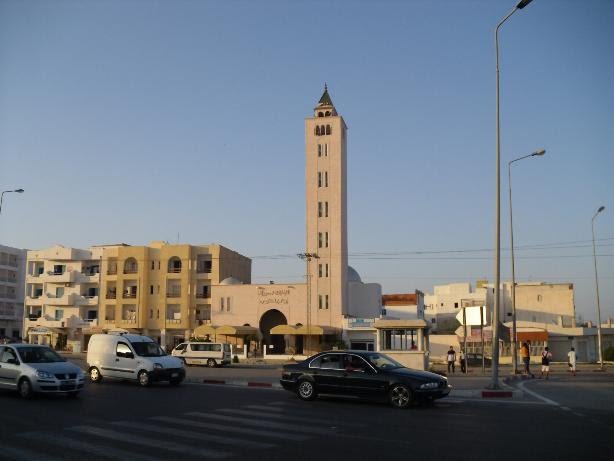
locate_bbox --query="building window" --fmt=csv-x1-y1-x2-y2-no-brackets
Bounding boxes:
220,298,225,312
324,144,328,156
318,202,323,217
381,329,418,351
325,202,329,217
325,264,329,277
54,309,64,321
226,297,231,312
325,232,329,248
325,125,331,135
325,295,329,310
318,172,322,187
318,232,323,248
150,285,154,295
149,309,153,319
324,171,328,187
315,126,320,136
157,309,159,319
454,302,459,308
537,295,542,302
318,264,323,278
318,144,322,157
318,295,323,310
151,261,155,270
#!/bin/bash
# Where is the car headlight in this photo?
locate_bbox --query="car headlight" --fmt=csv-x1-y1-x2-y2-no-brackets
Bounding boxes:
419,382,439,390
36,370,55,379
153,363,163,369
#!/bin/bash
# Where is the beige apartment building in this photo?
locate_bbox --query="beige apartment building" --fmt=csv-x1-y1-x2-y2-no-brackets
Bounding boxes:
0,245,26,340
24,242,250,350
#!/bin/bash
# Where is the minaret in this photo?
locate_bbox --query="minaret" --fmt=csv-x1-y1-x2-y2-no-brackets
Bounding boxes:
305,85,348,329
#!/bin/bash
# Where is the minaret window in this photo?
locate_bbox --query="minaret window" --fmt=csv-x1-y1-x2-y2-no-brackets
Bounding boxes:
318,145,322,157
326,125,331,135
318,232,323,248
325,201,329,217
324,144,328,156
318,202,323,217
325,232,329,248
315,126,321,136
318,172,322,187
324,172,328,187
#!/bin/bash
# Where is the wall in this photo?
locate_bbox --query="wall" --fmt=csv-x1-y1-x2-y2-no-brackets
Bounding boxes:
348,281,381,319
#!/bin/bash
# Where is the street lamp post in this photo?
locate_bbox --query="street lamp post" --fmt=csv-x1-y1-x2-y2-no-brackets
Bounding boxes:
508,149,545,374
297,252,319,354
492,0,535,389
591,206,605,370
0,189,25,215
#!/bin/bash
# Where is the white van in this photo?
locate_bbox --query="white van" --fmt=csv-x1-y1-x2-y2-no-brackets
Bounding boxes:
87,333,185,387
171,342,232,367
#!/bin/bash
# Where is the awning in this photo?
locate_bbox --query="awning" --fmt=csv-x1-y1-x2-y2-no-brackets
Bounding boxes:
216,325,259,336
193,325,217,337
270,325,299,335
295,325,338,336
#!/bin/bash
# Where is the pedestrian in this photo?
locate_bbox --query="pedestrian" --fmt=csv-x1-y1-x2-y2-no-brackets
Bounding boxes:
459,349,466,374
567,346,577,376
540,346,553,380
520,341,534,378
447,346,456,374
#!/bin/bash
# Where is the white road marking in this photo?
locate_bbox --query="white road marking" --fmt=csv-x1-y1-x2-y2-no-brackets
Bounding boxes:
20,431,159,461
151,416,308,441
1,445,64,461
187,411,336,434
111,420,275,449
217,408,366,427
515,380,560,406
68,425,230,458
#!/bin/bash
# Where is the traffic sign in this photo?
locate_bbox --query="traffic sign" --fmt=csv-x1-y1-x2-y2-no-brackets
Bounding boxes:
456,306,486,326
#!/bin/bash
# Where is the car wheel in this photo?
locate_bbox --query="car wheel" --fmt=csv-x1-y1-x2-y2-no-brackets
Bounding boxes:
18,378,33,399
206,359,217,368
389,384,412,409
137,370,151,387
296,379,317,401
89,367,103,383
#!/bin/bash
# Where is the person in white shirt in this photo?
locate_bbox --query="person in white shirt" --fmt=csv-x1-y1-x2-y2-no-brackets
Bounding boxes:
567,347,577,376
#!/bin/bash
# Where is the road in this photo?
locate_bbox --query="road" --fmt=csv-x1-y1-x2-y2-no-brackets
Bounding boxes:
1,377,612,461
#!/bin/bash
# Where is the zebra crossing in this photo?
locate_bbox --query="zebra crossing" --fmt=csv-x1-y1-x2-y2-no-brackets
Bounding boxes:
3,400,366,461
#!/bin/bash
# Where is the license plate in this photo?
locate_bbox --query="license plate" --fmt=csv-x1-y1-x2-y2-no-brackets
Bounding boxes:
171,373,178,378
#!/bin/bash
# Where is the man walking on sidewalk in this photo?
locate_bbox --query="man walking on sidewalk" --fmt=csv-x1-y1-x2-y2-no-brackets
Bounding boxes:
447,346,456,374
567,347,577,376
540,347,553,380
521,341,534,378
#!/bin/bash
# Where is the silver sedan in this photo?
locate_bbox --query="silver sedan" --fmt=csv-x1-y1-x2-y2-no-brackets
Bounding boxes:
0,344,85,398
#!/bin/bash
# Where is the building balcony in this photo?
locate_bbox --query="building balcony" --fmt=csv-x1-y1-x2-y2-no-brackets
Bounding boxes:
168,267,182,274
43,270,78,284
24,316,67,329
106,292,117,300
119,318,137,325
123,269,138,275
78,273,100,283
44,293,76,306
25,296,43,306
123,292,137,299
195,293,210,299
75,295,99,306
167,293,181,298
107,268,118,276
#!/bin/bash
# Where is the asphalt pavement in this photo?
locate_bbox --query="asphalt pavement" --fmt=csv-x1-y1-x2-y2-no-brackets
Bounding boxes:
1,377,612,461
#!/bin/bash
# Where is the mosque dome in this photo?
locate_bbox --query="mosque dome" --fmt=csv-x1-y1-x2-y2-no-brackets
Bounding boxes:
220,276,242,285
347,266,362,283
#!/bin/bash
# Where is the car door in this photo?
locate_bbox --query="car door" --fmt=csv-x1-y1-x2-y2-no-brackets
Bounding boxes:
0,346,21,389
114,341,137,378
339,354,387,397
310,353,346,394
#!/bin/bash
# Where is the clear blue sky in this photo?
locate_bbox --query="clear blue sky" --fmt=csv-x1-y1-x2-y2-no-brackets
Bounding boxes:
1,0,612,321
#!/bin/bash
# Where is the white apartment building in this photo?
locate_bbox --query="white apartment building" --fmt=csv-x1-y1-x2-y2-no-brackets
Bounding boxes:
424,282,487,332
24,245,104,350
0,245,26,340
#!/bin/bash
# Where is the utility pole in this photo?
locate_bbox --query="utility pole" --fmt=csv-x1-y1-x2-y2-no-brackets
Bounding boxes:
297,252,319,354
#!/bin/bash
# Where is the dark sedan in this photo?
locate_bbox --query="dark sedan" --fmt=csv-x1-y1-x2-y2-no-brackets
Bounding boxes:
281,350,451,409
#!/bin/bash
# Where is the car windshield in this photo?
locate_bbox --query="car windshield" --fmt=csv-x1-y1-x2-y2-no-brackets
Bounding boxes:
365,353,404,370
17,347,65,363
131,341,166,357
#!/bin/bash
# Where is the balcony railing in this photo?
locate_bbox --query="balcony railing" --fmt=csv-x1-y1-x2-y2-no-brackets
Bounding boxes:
168,267,182,274
196,268,212,274
195,293,209,299
167,293,181,298
120,318,137,324
123,292,137,299
166,318,181,324
107,268,117,275
123,268,138,274
106,292,117,299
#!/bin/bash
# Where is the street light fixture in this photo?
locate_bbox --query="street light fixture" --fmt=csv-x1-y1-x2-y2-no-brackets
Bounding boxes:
491,0,536,390
0,188,25,215
508,148,545,374
591,205,605,370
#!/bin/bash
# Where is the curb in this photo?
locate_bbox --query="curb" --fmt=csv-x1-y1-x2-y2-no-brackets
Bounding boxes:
185,377,282,389
450,389,521,399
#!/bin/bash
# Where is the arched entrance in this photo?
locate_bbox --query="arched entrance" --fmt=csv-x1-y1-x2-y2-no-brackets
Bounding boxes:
259,309,287,355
